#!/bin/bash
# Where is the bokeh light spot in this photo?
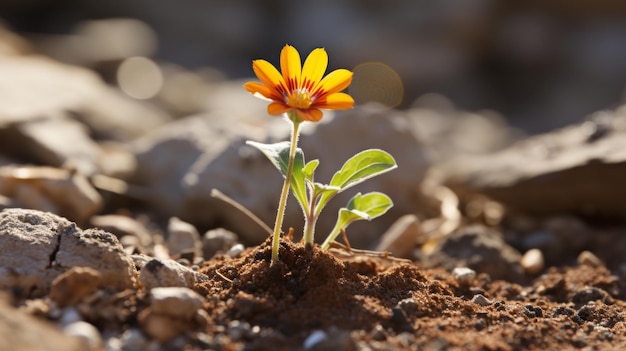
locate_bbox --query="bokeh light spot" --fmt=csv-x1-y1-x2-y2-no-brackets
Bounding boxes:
349,62,404,110
117,56,163,99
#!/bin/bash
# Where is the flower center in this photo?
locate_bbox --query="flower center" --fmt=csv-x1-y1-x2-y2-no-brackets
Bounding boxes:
286,89,313,109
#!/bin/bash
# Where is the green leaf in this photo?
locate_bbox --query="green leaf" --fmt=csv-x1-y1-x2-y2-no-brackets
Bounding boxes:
329,149,397,191
315,149,396,217
246,140,309,211
303,159,319,183
320,192,394,250
345,191,394,219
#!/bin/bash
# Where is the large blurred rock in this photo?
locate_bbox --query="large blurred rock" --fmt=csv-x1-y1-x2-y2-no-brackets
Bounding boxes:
132,104,429,247
0,54,168,143
131,114,280,244
0,295,83,351
433,107,626,219
0,166,102,224
0,117,101,176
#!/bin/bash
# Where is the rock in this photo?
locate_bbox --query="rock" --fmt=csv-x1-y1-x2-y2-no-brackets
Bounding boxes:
90,214,153,249
150,287,203,320
0,166,102,224
131,114,278,245
226,243,245,258
138,257,207,289
166,217,201,260
137,309,189,344
577,250,604,268
202,228,238,259
0,117,101,176
0,296,83,351
61,321,102,351
423,225,524,282
471,294,492,307
520,249,545,275
0,209,60,292
119,329,150,351
303,330,327,350
376,214,421,258
0,208,137,294
0,54,168,141
55,227,138,290
0,55,103,125
435,111,626,219
451,267,477,285
50,267,102,307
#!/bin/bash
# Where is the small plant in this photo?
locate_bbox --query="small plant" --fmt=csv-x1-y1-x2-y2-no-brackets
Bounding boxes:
244,44,396,262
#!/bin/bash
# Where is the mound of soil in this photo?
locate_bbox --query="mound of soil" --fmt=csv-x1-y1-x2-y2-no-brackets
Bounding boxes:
195,237,626,350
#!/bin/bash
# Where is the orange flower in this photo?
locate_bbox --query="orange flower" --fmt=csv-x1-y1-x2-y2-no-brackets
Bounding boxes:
244,45,354,122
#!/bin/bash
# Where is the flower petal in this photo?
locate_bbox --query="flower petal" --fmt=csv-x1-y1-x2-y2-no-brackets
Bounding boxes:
267,102,292,115
244,82,281,101
280,45,301,91
301,48,328,90
296,108,323,122
252,59,286,94
316,92,354,110
315,69,353,96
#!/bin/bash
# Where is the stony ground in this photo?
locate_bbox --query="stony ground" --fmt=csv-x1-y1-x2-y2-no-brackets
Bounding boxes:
1,207,625,351
0,16,626,351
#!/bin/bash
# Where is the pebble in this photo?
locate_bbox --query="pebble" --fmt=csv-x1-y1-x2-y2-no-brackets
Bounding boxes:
451,267,476,285
577,250,604,268
202,228,238,259
471,294,493,306
150,287,204,320
166,217,201,260
375,214,421,258
62,321,102,350
520,248,544,275
139,257,207,289
59,307,82,326
138,309,186,344
119,328,149,351
303,330,327,349
227,320,251,341
226,243,245,257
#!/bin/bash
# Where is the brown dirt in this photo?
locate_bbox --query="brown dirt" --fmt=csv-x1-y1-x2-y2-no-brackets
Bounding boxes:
194,236,626,351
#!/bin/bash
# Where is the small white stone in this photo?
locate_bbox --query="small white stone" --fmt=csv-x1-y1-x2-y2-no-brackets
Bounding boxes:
451,267,476,285
520,248,544,275
577,250,603,268
120,328,149,351
62,321,102,350
59,307,82,326
303,330,327,349
471,294,492,306
166,217,201,259
227,243,245,257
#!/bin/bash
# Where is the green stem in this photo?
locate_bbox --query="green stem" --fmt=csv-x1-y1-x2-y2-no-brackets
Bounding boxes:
270,113,302,262
320,223,342,250
302,192,319,246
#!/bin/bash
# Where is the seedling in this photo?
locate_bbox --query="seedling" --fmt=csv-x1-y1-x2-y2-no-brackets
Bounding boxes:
243,44,396,261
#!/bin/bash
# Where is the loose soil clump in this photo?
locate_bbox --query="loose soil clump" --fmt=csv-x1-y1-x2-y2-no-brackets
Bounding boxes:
195,237,626,350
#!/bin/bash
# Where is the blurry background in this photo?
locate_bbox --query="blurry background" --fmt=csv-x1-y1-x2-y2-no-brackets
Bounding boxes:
2,0,626,134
